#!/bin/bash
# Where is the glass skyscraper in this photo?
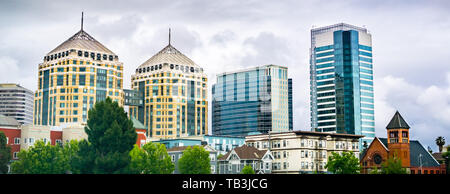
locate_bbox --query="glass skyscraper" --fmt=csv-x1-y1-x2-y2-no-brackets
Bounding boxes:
310,23,374,146
212,65,292,137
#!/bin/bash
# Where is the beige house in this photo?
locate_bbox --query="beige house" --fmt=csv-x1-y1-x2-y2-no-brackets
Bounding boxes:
20,125,52,150
245,131,363,174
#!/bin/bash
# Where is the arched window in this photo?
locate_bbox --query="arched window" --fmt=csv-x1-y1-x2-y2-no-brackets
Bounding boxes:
84,51,89,57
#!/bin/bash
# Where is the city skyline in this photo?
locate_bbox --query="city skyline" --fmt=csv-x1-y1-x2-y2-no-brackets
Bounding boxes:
0,0,449,151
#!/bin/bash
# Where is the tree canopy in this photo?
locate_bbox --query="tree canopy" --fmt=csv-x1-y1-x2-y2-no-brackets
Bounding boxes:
0,131,11,174
178,145,211,174
10,141,72,174
129,143,174,174
325,151,360,174
241,165,255,174
379,156,407,174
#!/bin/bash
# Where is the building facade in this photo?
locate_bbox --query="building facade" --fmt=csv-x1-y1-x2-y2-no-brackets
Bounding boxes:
150,135,245,155
310,23,375,148
128,38,208,139
0,115,22,160
217,144,273,174
212,65,292,137
0,83,34,125
34,21,124,126
360,111,446,174
245,131,363,174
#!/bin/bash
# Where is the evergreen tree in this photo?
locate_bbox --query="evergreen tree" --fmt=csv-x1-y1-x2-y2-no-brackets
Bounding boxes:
178,145,211,174
0,131,11,174
77,97,137,174
129,143,174,174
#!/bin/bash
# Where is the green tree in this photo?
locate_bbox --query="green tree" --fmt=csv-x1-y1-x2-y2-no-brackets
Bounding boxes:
380,156,407,174
129,143,174,174
77,98,137,174
62,140,80,174
217,153,224,160
0,131,11,174
178,145,211,174
325,151,360,174
436,136,446,153
241,165,255,174
369,166,380,174
10,141,71,174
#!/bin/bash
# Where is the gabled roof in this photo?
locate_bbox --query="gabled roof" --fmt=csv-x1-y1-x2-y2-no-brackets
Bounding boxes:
386,111,410,129
219,144,268,161
48,30,115,55
138,44,200,68
131,117,146,130
378,138,440,167
0,114,21,127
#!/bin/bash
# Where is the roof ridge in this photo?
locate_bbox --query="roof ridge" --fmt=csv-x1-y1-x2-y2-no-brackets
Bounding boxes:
138,44,200,68
47,29,115,55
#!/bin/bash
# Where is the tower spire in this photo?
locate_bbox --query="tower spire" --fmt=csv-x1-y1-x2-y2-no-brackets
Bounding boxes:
81,12,84,31
169,28,171,45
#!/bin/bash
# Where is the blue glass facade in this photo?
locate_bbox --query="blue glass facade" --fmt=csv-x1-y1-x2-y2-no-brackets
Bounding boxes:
212,65,291,137
310,23,375,149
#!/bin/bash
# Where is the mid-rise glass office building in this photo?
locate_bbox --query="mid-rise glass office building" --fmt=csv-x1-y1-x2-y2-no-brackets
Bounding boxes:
212,65,292,137
310,23,375,147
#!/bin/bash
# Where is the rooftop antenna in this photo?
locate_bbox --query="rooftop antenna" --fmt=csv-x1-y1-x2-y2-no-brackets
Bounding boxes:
81,12,84,31
169,28,171,45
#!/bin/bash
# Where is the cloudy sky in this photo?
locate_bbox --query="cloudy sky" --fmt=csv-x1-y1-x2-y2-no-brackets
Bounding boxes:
0,0,449,151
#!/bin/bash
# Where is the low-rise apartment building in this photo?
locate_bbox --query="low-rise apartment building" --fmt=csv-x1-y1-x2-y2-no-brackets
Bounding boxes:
217,144,273,174
245,131,363,174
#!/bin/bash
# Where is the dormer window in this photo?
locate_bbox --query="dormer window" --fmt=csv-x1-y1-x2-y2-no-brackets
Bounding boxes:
158,64,162,69
170,64,174,69
146,67,150,72
96,53,101,60
50,55,54,60
62,52,65,57
151,66,154,71
103,54,107,60
65,51,69,56
143,68,146,73
58,53,61,58
109,55,113,61
84,51,89,57
78,51,82,56
90,52,95,59
190,67,194,72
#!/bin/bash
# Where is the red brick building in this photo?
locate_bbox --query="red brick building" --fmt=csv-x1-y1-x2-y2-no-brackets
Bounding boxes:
131,117,147,148
360,111,446,174
0,115,22,160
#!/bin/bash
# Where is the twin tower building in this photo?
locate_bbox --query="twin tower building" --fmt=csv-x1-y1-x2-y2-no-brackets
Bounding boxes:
33,16,374,145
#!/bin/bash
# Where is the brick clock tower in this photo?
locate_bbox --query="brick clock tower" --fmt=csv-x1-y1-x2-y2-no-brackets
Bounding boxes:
386,111,411,168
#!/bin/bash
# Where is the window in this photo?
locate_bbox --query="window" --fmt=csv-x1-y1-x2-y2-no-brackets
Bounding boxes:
13,152,18,159
14,138,20,144
56,139,62,146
